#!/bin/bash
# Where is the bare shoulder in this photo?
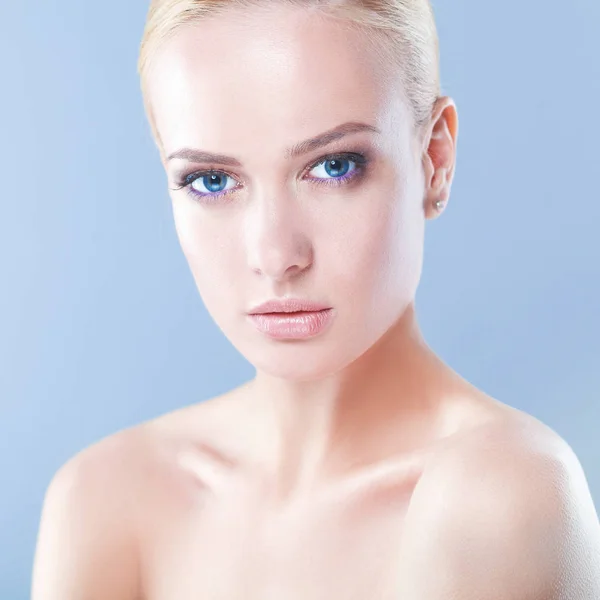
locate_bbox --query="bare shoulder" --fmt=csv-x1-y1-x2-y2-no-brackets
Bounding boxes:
32,427,154,599
398,412,600,599
53,424,153,483
429,407,580,483
33,391,242,600
43,423,160,510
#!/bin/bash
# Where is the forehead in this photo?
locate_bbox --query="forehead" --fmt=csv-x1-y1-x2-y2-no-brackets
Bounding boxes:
146,4,410,157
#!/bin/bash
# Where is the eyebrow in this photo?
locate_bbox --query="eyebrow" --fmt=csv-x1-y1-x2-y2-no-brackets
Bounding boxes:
167,121,381,166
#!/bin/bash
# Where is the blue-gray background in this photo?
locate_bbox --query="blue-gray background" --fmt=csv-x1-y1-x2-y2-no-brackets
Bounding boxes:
1,0,598,596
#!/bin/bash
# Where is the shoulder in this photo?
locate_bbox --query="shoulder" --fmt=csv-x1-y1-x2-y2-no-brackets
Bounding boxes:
398,415,600,599
425,412,575,493
32,428,152,599
42,426,154,511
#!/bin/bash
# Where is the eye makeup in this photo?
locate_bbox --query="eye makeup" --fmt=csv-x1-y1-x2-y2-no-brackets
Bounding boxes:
169,147,375,205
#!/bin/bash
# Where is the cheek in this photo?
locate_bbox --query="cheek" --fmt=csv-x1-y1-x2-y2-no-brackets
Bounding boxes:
325,190,422,306
173,209,237,303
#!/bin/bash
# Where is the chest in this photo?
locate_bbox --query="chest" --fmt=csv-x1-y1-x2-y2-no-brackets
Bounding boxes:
141,473,419,600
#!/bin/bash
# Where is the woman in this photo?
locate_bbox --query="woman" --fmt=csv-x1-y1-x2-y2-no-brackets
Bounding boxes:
32,1,600,598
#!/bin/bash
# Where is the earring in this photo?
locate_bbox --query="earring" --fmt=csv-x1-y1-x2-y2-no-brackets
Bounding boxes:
434,199,445,211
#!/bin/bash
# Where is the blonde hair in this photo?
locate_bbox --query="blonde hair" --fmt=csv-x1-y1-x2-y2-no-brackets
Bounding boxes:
138,0,441,154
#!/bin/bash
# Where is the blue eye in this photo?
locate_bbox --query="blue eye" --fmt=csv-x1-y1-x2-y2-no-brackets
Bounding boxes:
190,172,237,195
172,151,369,204
308,157,354,180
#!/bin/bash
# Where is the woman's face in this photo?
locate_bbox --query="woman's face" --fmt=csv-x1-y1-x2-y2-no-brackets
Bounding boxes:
147,4,429,381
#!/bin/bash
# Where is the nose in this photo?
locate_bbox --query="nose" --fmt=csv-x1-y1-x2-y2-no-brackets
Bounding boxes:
245,193,313,282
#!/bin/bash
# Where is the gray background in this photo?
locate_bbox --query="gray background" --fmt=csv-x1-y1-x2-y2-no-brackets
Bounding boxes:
1,0,598,596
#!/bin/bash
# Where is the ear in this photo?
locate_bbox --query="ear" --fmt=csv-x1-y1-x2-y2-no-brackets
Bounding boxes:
421,97,459,220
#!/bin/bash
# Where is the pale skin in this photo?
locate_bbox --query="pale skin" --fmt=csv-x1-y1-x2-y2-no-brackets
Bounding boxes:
32,4,600,599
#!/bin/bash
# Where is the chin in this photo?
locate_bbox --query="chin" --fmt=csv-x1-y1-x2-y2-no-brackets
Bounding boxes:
233,332,372,383
251,352,347,382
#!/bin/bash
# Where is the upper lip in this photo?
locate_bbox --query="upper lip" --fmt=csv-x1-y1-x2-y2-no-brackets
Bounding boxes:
248,297,331,315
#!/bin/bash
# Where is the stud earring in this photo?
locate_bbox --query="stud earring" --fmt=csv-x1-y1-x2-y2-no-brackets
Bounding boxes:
434,199,445,211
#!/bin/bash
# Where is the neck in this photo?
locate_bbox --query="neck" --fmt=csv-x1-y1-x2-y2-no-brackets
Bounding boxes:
247,303,458,500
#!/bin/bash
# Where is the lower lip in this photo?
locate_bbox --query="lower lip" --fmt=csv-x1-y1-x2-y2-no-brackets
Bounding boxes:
247,309,334,339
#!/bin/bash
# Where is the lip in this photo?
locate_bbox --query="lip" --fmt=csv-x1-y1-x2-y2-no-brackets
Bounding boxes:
247,308,334,340
247,297,332,315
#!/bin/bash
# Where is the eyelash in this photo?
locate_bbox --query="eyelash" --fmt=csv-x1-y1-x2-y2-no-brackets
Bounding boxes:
170,151,370,204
